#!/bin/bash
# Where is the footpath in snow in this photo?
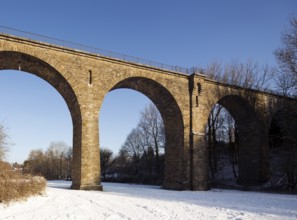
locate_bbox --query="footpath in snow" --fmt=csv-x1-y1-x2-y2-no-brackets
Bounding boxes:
0,180,297,220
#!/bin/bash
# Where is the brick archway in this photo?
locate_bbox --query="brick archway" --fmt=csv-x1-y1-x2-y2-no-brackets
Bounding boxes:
216,95,268,184
108,77,185,189
0,51,84,189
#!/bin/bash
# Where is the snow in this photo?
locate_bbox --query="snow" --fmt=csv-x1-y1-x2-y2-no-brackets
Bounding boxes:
1,181,296,220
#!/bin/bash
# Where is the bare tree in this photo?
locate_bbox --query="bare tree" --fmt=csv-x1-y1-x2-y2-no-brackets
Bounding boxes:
100,147,113,180
207,104,224,178
46,141,70,179
120,128,144,178
0,123,9,161
24,141,71,180
116,103,165,184
24,149,46,175
272,17,297,190
138,103,165,175
274,17,297,97
275,17,297,77
207,104,238,183
204,60,275,91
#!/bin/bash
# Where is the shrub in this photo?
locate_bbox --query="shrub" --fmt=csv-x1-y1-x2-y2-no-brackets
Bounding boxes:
0,164,46,203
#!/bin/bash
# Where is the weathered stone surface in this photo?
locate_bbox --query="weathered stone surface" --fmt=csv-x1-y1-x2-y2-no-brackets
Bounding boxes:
1,34,296,191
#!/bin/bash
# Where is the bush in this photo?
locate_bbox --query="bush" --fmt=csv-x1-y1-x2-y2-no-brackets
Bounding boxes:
0,165,46,204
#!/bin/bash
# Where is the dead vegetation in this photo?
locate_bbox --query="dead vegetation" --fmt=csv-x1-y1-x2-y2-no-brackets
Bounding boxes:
0,162,46,204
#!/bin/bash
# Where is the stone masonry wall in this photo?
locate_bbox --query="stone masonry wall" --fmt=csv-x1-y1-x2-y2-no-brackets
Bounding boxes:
1,34,294,190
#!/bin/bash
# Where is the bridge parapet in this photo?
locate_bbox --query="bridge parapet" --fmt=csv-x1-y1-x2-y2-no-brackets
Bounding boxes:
0,26,191,75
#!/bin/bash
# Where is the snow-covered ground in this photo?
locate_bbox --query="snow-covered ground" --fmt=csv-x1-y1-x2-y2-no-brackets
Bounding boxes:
1,181,296,220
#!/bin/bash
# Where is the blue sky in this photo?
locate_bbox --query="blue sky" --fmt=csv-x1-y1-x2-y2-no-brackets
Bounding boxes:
0,0,296,163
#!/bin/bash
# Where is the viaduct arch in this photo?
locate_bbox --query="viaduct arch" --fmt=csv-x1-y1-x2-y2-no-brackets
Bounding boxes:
107,77,184,189
208,95,267,184
1,33,296,191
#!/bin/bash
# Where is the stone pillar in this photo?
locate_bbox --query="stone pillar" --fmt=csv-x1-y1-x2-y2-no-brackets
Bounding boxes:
163,138,184,190
237,120,268,185
71,96,102,190
190,133,210,190
189,73,210,190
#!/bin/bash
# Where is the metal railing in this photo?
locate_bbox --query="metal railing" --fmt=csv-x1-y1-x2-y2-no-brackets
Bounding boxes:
0,26,294,99
0,25,191,75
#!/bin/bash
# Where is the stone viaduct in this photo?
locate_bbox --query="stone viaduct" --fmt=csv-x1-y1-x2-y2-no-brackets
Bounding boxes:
0,33,296,191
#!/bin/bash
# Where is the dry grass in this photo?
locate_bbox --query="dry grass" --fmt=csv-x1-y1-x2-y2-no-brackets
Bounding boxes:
0,165,46,204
